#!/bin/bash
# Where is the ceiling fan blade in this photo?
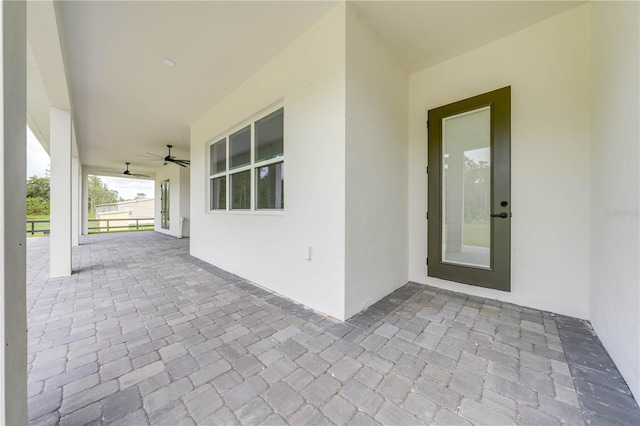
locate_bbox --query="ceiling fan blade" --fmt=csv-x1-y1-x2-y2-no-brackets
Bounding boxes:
165,159,186,167
129,173,151,178
99,169,120,174
136,154,164,162
167,159,189,167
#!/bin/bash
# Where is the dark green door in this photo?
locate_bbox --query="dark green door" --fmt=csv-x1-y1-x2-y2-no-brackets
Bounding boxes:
427,87,511,291
161,180,170,230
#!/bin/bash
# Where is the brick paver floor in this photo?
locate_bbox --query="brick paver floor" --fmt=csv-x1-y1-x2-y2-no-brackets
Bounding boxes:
26,232,639,425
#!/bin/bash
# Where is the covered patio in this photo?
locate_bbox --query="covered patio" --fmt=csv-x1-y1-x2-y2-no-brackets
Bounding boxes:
26,233,639,425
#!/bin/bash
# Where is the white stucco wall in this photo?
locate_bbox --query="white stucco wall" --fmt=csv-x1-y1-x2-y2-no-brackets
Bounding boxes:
408,5,591,319
155,164,189,238
190,4,347,319
589,1,640,401
344,5,409,318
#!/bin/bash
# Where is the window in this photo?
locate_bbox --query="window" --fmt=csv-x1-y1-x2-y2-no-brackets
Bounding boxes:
230,126,251,169
210,139,226,175
231,170,251,209
208,107,284,212
255,108,284,162
210,176,226,210
257,162,284,209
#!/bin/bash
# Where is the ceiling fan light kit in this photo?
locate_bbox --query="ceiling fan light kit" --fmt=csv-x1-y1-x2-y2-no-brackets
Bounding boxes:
123,162,151,178
163,144,190,167
99,162,151,178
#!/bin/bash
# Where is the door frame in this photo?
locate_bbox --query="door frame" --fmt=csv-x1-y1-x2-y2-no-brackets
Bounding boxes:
427,86,511,291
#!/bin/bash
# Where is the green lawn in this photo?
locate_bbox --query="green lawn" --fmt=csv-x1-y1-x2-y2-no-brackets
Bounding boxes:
463,221,490,248
444,221,491,248
26,216,50,237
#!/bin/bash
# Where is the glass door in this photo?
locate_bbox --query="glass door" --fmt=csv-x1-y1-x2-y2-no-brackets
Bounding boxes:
427,87,511,291
161,180,170,230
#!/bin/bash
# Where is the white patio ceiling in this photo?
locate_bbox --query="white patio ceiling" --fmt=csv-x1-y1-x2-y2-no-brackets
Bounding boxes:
26,0,583,177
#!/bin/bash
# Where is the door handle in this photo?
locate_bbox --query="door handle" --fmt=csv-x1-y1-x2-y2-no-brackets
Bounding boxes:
491,212,509,218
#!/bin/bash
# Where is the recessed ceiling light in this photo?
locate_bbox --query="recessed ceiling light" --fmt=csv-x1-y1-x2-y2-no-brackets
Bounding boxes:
162,58,176,67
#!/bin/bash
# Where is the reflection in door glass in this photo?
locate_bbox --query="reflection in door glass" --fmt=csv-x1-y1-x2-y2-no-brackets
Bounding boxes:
442,107,491,268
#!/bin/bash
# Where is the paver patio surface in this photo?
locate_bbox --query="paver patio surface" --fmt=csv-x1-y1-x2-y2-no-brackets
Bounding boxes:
26,233,639,425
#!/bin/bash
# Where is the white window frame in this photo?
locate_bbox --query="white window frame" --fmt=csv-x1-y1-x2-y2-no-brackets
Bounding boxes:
206,103,284,215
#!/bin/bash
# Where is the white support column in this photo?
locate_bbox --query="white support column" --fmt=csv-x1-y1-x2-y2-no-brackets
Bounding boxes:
82,169,89,235
71,156,79,246
49,107,72,277
78,163,83,238
0,1,28,424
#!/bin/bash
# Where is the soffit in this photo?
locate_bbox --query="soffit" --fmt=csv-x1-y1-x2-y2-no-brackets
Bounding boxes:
27,1,71,111
27,42,51,154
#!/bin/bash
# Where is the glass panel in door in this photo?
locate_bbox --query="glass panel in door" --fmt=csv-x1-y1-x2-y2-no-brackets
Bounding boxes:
442,107,491,269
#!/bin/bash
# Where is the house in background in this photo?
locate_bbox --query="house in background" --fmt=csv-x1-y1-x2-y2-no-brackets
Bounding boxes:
96,198,154,218
95,198,155,232
1,1,638,422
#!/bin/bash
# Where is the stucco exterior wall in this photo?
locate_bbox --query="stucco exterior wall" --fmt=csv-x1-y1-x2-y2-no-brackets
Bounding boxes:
408,5,591,319
344,4,409,318
589,0,640,401
190,4,347,319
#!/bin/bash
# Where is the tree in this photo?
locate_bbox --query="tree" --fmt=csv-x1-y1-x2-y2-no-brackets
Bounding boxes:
26,173,121,216
88,175,120,212
27,174,50,200
26,174,50,216
463,157,490,222
134,192,147,200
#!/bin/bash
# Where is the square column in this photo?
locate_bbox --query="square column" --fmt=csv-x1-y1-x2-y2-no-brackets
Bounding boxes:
82,169,89,234
71,156,79,246
49,107,72,277
0,1,28,424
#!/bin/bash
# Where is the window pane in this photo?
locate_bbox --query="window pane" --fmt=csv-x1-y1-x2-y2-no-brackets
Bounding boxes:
230,125,251,169
231,170,251,210
210,176,226,210
255,108,284,162
210,139,226,175
256,162,284,209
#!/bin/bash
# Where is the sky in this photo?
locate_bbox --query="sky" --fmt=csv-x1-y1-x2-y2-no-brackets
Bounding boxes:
26,127,50,178
27,127,155,200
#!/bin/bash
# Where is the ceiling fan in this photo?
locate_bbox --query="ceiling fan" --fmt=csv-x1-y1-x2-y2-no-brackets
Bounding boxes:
100,162,151,178
137,144,190,167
